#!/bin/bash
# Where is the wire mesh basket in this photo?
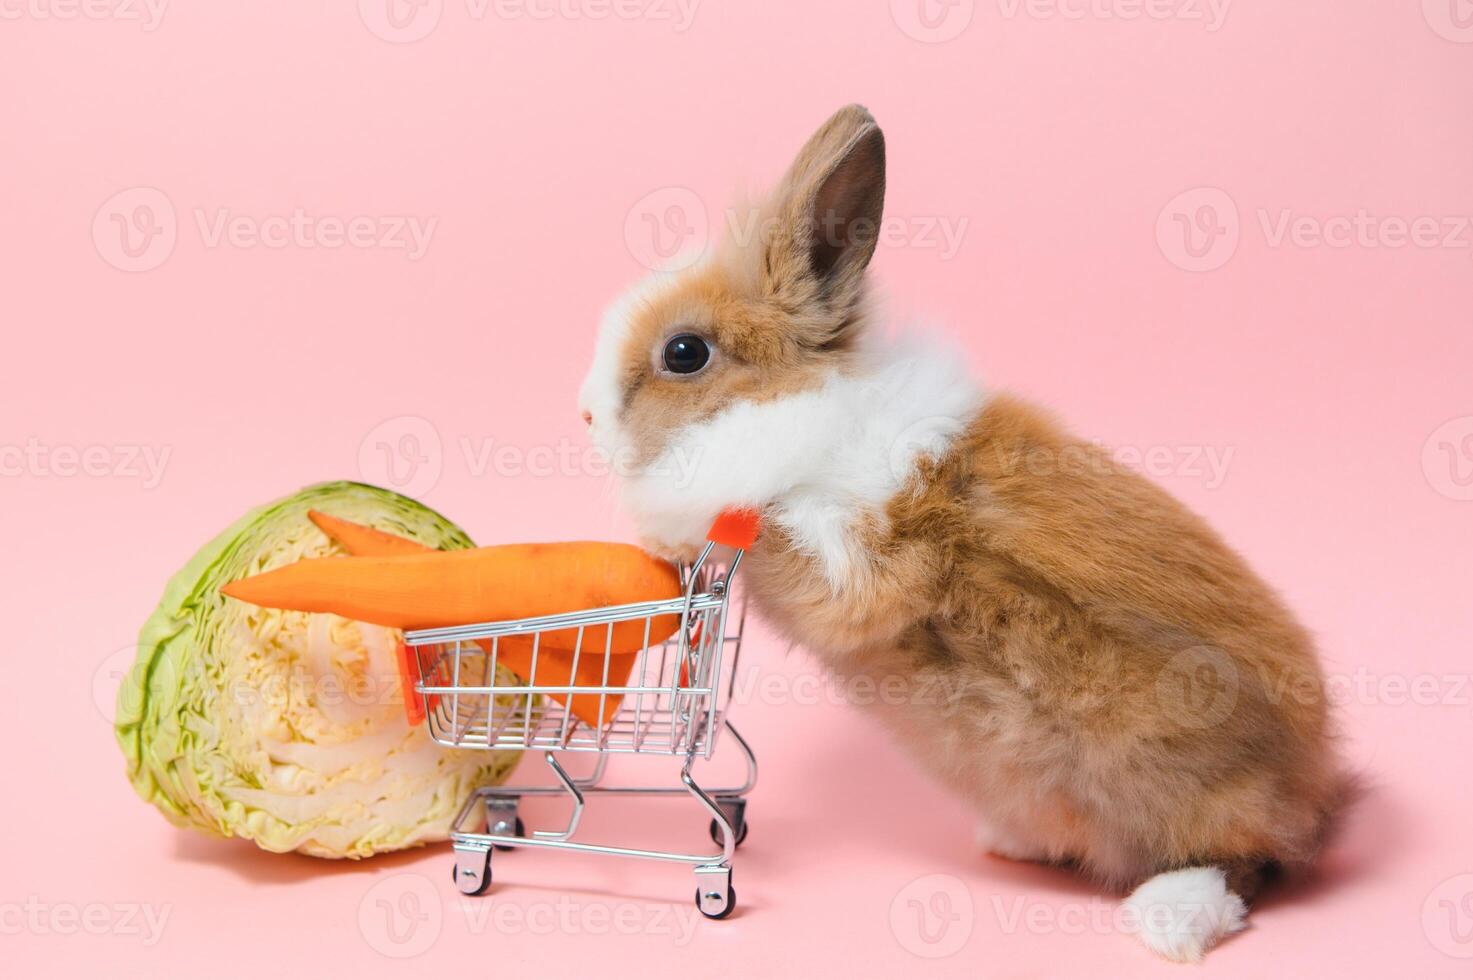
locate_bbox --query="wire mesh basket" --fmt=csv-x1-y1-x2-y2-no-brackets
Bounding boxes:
401,512,761,918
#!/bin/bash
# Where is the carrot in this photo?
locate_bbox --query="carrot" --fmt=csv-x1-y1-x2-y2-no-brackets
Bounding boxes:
246,513,680,727
490,638,641,730
308,510,436,557
310,510,663,650
404,634,641,729
220,543,681,642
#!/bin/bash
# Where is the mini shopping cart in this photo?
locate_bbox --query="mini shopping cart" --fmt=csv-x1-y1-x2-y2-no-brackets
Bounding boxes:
400,512,760,920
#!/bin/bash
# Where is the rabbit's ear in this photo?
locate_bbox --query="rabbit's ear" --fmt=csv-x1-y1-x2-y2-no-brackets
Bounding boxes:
763,105,886,317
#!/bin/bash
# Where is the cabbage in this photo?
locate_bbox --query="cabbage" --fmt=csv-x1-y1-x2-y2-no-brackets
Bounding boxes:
116,481,521,858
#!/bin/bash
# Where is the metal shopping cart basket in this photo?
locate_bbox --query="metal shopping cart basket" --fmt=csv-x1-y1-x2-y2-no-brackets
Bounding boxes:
400,511,760,920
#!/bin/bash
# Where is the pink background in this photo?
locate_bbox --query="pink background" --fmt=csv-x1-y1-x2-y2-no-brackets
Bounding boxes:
4,1,1473,976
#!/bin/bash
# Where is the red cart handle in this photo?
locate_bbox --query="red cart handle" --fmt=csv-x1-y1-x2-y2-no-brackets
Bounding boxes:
707,508,761,550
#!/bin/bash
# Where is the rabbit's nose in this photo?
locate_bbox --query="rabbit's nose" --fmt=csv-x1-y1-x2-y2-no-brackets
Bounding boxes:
581,410,593,426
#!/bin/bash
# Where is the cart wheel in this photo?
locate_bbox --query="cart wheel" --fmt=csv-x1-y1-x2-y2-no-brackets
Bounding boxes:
696,884,736,920
709,817,749,848
492,816,526,851
452,849,492,896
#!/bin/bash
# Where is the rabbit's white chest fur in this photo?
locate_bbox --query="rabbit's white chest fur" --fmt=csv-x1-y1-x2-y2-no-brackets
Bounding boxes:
620,334,983,582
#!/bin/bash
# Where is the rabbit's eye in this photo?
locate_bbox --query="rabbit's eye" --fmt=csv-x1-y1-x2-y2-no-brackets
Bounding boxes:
662,333,710,375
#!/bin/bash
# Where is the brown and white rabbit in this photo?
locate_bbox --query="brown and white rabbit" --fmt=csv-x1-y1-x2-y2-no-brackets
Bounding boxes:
579,105,1349,961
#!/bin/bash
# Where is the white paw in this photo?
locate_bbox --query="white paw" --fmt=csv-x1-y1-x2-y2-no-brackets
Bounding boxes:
1123,867,1248,962
974,819,1046,862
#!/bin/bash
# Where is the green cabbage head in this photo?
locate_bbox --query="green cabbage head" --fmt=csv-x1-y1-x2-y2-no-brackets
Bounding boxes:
116,481,521,858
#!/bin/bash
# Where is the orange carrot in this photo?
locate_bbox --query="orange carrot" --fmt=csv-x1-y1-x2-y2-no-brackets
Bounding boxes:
308,510,436,557
240,514,678,727
490,638,641,729
310,511,666,655
405,634,640,729
220,543,681,642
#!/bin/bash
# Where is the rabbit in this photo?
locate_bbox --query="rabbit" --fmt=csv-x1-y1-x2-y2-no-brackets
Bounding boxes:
578,104,1350,962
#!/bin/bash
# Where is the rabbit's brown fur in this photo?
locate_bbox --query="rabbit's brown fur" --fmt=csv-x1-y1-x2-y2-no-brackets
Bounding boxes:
581,104,1348,960
743,392,1344,890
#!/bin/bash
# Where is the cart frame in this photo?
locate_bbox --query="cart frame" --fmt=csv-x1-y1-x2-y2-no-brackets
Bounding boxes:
402,516,758,918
